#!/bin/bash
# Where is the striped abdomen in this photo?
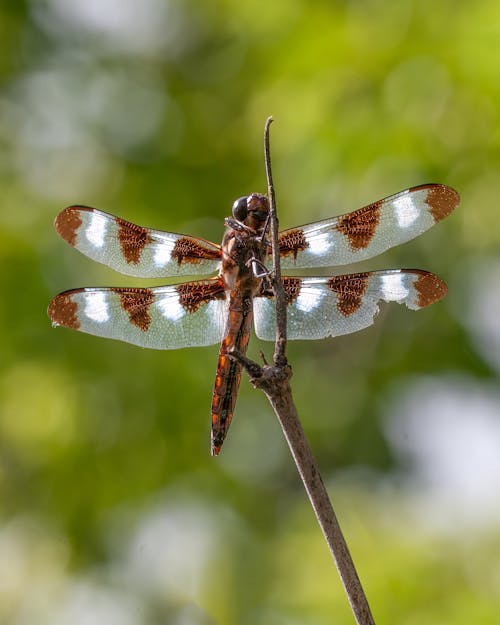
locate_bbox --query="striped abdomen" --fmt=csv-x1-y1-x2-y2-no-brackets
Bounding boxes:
210,292,253,456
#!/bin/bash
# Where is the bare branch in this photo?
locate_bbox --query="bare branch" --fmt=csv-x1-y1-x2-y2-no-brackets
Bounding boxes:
264,374,376,625
264,117,287,366
256,117,376,625
232,118,376,625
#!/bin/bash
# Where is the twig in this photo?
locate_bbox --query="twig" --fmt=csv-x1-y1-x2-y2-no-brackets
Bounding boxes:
263,117,287,366
233,118,376,625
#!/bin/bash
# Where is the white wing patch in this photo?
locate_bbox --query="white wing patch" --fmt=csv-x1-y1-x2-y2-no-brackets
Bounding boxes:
84,291,109,323
85,212,107,248
296,280,326,312
306,230,333,256
157,294,185,321
394,193,419,229
153,238,175,268
381,272,410,302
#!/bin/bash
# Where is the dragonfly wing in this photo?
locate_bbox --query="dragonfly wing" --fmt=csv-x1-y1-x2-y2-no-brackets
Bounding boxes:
277,184,459,269
254,270,447,340
55,205,222,277
48,277,228,349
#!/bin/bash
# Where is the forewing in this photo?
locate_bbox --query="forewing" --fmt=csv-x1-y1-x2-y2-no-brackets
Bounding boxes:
277,184,459,269
253,270,447,340
55,205,222,277
48,278,227,349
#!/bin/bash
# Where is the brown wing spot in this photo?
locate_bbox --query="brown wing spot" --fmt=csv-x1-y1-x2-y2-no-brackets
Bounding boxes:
116,217,152,265
111,288,154,331
176,279,225,313
335,200,382,250
424,184,460,222
328,273,370,316
172,237,221,266
55,207,84,246
48,292,80,329
282,277,302,303
258,277,302,302
413,271,448,308
278,229,309,261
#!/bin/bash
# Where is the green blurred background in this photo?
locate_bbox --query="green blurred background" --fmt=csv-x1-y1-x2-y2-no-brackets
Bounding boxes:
1,1,500,623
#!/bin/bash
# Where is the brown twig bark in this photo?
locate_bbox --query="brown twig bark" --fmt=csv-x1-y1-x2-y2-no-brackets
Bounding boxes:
263,117,287,367
232,117,376,625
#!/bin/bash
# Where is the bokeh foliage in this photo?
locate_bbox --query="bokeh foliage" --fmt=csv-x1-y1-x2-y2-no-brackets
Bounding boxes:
1,1,500,623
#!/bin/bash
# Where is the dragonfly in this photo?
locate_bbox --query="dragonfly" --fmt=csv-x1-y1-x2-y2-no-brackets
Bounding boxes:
48,183,459,455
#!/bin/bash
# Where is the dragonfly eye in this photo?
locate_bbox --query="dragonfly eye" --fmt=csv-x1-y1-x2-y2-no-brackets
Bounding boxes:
232,196,248,221
251,209,268,222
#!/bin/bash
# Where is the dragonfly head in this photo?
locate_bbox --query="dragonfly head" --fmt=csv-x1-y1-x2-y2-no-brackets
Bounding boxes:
231,193,269,230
